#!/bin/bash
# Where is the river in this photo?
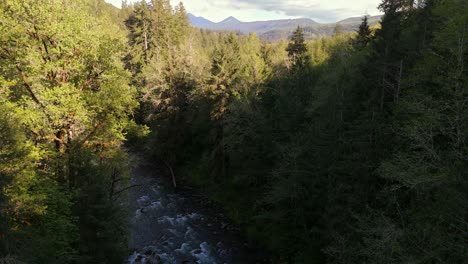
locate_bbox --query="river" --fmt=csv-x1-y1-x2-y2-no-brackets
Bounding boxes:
126,157,257,264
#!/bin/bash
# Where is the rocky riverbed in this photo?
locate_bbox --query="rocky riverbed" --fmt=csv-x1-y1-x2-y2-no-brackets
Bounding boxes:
126,158,257,264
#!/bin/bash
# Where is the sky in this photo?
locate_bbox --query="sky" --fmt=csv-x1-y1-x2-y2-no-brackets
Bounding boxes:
105,0,383,23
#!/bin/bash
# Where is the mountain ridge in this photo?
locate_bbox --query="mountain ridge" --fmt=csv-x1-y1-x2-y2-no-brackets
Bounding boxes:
187,13,215,27
188,13,382,41
220,16,242,24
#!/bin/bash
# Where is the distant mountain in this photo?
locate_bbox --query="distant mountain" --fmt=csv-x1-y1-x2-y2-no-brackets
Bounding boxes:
189,14,319,35
337,15,382,25
188,13,382,41
188,13,214,27
219,16,242,25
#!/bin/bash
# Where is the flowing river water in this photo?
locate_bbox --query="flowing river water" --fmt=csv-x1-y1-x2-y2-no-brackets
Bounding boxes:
126,157,258,264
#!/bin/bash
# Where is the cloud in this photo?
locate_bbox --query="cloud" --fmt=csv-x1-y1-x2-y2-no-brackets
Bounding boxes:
202,0,381,22
106,0,382,23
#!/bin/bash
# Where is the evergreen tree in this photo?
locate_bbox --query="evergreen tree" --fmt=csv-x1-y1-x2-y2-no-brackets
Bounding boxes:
376,1,468,262
206,33,243,119
173,2,190,45
125,1,152,73
286,26,308,66
354,16,372,49
2,0,465,263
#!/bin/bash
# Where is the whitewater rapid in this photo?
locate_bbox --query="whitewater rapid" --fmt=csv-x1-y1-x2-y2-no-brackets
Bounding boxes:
127,160,253,264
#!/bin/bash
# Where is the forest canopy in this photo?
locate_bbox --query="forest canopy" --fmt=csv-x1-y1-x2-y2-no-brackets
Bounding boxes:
1,0,467,263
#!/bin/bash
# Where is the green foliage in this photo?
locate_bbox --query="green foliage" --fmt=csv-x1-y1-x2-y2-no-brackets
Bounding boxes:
1,0,138,262
0,102,77,263
206,33,244,119
374,1,468,262
140,0,467,263
0,0,137,154
68,146,129,263
354,16,373,49
286,26,308,67
27,183,77,264
2,0,466,263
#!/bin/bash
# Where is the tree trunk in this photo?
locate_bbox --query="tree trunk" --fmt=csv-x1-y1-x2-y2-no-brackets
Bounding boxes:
395,60,403,103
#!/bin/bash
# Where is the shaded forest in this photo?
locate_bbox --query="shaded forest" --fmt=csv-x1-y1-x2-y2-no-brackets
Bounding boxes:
0,0,467,263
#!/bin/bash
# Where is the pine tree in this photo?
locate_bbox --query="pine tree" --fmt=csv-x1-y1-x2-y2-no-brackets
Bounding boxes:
173,2,190,45
286,26,307,57
125,1,152,71
207,33,243,119
286,26,308,67
354,16,372,49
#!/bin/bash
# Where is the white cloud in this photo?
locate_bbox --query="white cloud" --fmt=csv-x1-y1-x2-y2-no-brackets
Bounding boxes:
105,0,382,23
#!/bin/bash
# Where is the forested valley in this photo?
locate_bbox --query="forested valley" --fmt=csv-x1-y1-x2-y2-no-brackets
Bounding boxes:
0,0,467,263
